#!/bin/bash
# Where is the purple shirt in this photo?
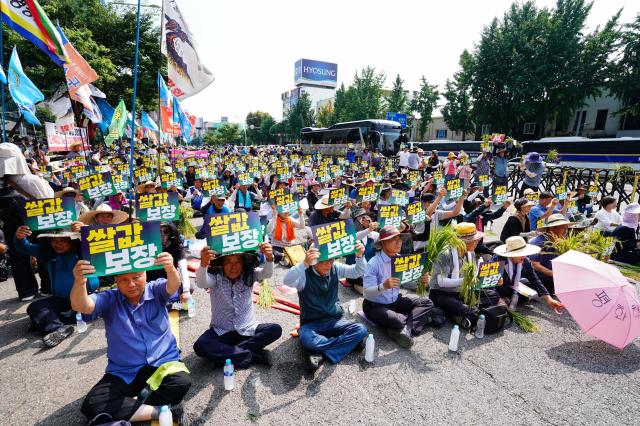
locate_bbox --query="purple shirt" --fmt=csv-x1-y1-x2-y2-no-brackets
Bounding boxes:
87,279,180,384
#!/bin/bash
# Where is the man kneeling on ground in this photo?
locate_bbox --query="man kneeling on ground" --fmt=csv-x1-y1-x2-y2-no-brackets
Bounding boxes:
283,242,368,373
71,254,191,424
194,242,282,368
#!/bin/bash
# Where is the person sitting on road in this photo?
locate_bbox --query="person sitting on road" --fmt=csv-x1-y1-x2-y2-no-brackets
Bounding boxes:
267,204,306,265
529,214,572,295
428,223,502,329
593,196,622,233
71,253,191,424
71,203,129,231
363,225,436,348
305,180,321,214
492,236,564,312
500,199,534,243
282,242,368,373
14,226,98,347
193,243,282,368
610,203,640,265
199,193,232,216
184,177,205,211
146,223,191,306
228,182,264,212
308,196,352,227
519,152,546,196
528,191,565,231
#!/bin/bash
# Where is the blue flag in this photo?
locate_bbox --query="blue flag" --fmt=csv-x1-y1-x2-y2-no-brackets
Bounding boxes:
0,67,6,85
95,97,115,133
141,111,158,132
173,98,192,143
8,47,44,125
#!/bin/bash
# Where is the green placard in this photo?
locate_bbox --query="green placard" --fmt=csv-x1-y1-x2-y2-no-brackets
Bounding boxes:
81,222,163,277
311,219,357,261
476,261,502,289
269,189,299,214
556,185,567,200
134,167,154,184
392,253,425,285
493,185,508,203
355,185,380,203
78,172,117,201
237,173,253,186
525,192,540,203
446,179,463,199
160,173,183,189
328,187,349,206
389,189,409,206
202,179,227,197
406,201,427,224
136,192,180,222
21,197,77,231
378,204,404,228
204,212,263,255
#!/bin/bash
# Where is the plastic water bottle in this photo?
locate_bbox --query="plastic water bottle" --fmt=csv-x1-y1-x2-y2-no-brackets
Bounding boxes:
365,334,375,362
223,359,235,390
158,405,172,426
448,325,460,352
348,299,356,315
475,314,486,339
76,312,87,333
509,289,520,311
187,296,196,318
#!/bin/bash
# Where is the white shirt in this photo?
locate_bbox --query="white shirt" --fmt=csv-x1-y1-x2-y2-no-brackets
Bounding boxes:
594,209,622,232
399,151,410,167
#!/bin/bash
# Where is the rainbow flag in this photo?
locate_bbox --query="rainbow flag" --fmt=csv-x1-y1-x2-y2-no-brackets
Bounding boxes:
0,0,69,65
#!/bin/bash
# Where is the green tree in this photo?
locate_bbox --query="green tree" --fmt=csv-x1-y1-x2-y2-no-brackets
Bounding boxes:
245,111,274,144
470,0,620,137
409,76,439,140
316,102,334,127
216,123,242,145
330,83,348,124
442,50,475,140
1,0,163,114
203,129,218,145
343,66,386,121
386,74,408,114
609,13,640,117
286,92,315,138
258,115,276,145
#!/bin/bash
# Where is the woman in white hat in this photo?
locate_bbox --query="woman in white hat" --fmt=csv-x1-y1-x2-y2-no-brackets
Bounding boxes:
529,213,574,294
610,202,640,264
308,195,352,227
71,203,129,232
493,236,564,312
56,187,90,218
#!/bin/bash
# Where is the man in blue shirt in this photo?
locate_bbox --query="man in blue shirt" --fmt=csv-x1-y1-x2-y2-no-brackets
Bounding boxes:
70,253,191,424
363,226,433,348
528,191,564,230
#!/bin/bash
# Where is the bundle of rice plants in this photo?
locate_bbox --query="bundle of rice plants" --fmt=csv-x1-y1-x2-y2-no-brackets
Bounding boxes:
459,259,479,308
509,310,540,333
177,203,197,239
418,226,466,296
257,280,275,308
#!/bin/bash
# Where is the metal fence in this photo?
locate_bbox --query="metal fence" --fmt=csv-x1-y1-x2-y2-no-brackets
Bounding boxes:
507,165,639,208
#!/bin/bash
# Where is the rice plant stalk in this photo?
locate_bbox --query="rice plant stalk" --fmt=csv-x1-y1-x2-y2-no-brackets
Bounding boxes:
459,260,479,307
418,225,465,297
509,310,540,333
257,280,275,308
177,202,197,239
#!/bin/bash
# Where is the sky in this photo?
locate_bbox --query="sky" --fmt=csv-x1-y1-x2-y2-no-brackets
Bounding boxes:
148,0,638,124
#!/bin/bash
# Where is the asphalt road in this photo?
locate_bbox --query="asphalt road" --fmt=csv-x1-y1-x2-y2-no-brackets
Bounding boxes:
1,216,639,425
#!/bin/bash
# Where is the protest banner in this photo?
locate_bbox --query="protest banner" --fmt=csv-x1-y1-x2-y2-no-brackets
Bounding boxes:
389,189,409,206
328,187,349,206
493,185,508,203
276,166,292,180
195,167,209,180
566,200,578,214
392,253,425,285
248,165,261,178
433,170,445,186
202,179,226,197
71,164,91,179
203,212,263,255
160,172,182,189
378,204,404,228
536,218,546,230
406,201,427,225
78,172,117,201
446,178,463,199
310,219,357,261
316,170,331,183
112,174,130,192
355,185,380,203
479,174,490,188
134,167,154,184
80,222,162,277
329,165,342,178
136,193,180,222
556,185,567,200
407,171,422,187
45,122,87,152
112,163,130,175
476,261,503,289
588,184,598,198
21,197,76,231
525,192,540,203
269,188,299,214
237,173,253,186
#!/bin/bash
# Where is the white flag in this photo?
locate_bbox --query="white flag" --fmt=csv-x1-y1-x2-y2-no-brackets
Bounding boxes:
161,0,214,100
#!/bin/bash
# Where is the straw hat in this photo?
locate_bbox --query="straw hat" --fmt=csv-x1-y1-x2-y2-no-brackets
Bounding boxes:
494,236,540,257
314,196,334,210
37,230,80,240
136,180,156,192
79,203,128,225
447,152,456,160
543,213,574,229
54,187,80,198
454,222,484,241
69,141,83,151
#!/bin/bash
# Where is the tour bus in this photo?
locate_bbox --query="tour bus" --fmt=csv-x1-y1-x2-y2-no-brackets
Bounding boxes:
299,119,404,156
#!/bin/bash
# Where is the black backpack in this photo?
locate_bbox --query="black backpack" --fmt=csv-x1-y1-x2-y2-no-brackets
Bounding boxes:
472,304,510,334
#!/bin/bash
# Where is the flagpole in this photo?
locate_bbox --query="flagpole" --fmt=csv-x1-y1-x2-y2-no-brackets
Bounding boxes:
0,14,6,143
127,0,142,219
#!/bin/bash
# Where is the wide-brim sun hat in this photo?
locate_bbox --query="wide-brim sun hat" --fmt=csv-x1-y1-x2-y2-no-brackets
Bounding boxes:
136,180,156,192
525,152,543,163
210,251,260,269
0,143,31,175
314,196,335,210
79,203,129,225
455,222,484,241
55,187,80,198
374,225,402,249
543,213,574,229
624,202,640,215
494,236,541,257
37,230,81,240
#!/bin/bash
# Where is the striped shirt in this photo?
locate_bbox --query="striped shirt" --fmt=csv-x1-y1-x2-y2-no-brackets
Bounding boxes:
196,261,273,336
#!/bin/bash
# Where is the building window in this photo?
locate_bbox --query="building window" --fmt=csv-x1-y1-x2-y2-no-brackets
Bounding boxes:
481,124,491,135
523,122,536,135
436,129,447,139
594,109,608,131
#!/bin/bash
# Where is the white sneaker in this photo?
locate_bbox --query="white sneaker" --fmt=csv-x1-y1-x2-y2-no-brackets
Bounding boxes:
20,295,35,302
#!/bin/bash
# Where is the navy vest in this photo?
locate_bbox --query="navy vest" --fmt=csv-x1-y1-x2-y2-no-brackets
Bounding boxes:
299,266,343,325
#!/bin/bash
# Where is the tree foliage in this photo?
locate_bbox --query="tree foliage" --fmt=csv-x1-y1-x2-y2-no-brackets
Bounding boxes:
442,50,475,140
386,74,408,114
286,92,315,138
316,102,334,127
245,111,274,144
409,76,439,140
1,0,163,113
215,123,243,145
609,13,640,117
